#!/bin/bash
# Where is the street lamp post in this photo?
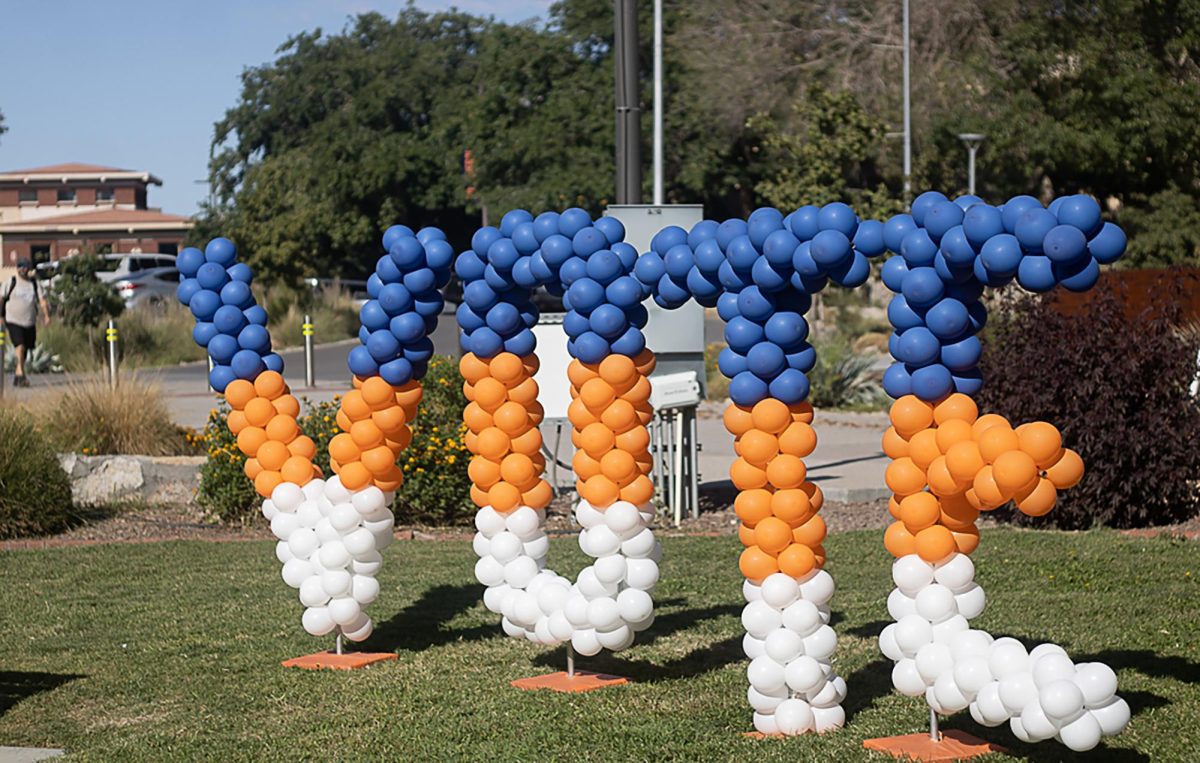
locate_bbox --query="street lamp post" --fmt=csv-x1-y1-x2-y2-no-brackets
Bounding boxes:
957,133,986,196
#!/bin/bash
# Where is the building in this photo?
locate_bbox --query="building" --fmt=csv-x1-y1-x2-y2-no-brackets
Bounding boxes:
0,162,193,267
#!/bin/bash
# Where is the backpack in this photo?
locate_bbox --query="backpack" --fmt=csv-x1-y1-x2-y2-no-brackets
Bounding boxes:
1,274,40,313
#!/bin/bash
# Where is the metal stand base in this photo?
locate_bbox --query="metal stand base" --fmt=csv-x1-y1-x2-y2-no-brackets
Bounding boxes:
511,645,630,692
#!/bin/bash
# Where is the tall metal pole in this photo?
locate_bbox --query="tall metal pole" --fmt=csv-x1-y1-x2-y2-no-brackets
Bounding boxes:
303,314,315,388
614,0,643,204
652,0,664,205
902,0,912,207
967,145,977,196
106,320,119,390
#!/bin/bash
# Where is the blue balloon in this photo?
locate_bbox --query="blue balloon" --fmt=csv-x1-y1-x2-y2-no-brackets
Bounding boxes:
764,312,808,350
747,207,784,249
358,326,371,345
204,237,237,267
853,219,887,257
763,229,800,266
530,251,553,283
887,295,926,331
883,214,917,253
952,368,984,396
589,304,627,338
390,237,425,269
402,337,434,363
567,278,605,314
716,218,750,251
811,229,852,267
896,327,940,367
587,250,624,285
366,273,384,299
967,301,988,332
726,235,759,271
882,363,913,398
911,191,949,227
380,357,415,386
1042,225,1088,264
625,303,647,329
471,226,502,257
390,312,427,343
360,300,390,331
263,352,284,373
953,194,984,210
366,329,401,363
650,225,689,255
376,254,403,284
1056,194,1103,237
500,209,534,237
888,331,901,359
487,239,520,273
786,344,817,373
633,252,667,287
456,251,487,283
593,216,625,245
924,200,964,243
830,251,870,287
208,333,239,365
717,259,748,291
910,364,953,401
768,368,809,404
347,345,379,377
612,242,639,271
457,303,485,332
563,310,590,338
177,247,205,278
1088,222,1126,264
980,234,1023,277
657,273,691,305
751,257,788,292
717,292,740,322
900,229,938,267
736,286,774,322
1017,255,1057,293
606,276,644,308
925,298,970,339
231,349,265,380
817,202,858,238
687,219,720,248
196,262,229,291
425,239,455,271
382,224,414,251
662,245,694,280
747,342,787,378
1001,195,1041,234
687,267,723,299
540,234,574,268
227,262,253,285
532,212,561,243
900,267,944,308
208,364,236,393
189,289,221,321
379,283,415,316
463,280,498,312
881,256,910,292
238,324,270,354
1057,256,1101,292
784,206,818,241
219,280,252,309
511,222,540,255
176,278,202,306
213,304,247,336
572,227,608,258
940,225,977,266
469,326,504,358
725,316,765,354
610,326,646,356
559,257,589,286
962,204,1005,249
717,347,748,378
573,331,610,364
729,372,770,406
416,227,445,245
1015,208,1058,252
940,335,981,372
792,242,822,278
244,305,268,326
486,302,522,335
504,328,537,357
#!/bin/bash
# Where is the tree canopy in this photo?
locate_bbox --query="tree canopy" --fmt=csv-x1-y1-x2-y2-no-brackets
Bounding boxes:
200,0,1200,283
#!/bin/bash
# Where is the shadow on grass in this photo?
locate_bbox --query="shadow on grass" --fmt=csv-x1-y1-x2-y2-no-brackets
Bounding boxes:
1077,648,1200,686
844,619,891,639
842,656,894,723
0,671,82,718
363,583,492,653
949,714,1152,762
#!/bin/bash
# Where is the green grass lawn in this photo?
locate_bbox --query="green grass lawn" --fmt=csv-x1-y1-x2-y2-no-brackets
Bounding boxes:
0,529,1196,761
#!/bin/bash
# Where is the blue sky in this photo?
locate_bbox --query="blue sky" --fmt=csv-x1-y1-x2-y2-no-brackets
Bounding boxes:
0,1,553,215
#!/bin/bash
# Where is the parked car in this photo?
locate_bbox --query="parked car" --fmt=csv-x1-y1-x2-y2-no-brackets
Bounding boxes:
114,267,180,308
93,253,177,284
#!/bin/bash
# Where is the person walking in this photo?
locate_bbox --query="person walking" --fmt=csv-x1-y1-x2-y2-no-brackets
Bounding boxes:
1,257,52,387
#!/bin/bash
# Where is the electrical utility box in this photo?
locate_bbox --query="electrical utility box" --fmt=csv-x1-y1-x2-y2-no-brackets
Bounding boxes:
604,204,706,395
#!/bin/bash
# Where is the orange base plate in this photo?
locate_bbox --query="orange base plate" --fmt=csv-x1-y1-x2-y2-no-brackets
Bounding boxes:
281,650,398,670
510,671,629,692
863,730,1006,761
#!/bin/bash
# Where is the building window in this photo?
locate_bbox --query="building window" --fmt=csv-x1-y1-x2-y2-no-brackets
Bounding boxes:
31,245,51,264
96,188,114,202
18,189,36,203
57,189,76,203
159,243,178,255
96,243,113,255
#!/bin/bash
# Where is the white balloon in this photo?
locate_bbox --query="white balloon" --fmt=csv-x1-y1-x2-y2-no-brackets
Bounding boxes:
989,638,1031,679
314,517,341,544
894,614,934,657
1074,662,1118,707
933,553,975,592
747,684,787,713
341,613,374,642
933,671,971,712
761,573,800,610
998,672,1038,715
583,525,622,557
930,614,968,643
351,550,383,576
629,612,655,632
505,507,541,540
323,476,351,503
320,569,352,598
574,500,603,529
742,579,763,603
483,583,511,614
475,506,506,537
594,554,627,585
328,596,361,626
811,704,845,733
752,711,779,735
1020,699,1060,742
371,527,394,550
797,569,834,606
351,485,385,514
893,554,935,594
270,512,300,542
950,629,994,661
490,532,523,564
513,591,542,627
807,678,842,709
764,628,804,664
620,527,656,558
975,681,1010,726
892,658,926,696
361,514,394,536
301,606,336,636
603,501,641,535
296,500,324,529
743,633,766,660
954,656,994,695
587,597,622,632
1033,653,1077,690
330,504,361,532
616,588,653,623
1059,709,1103,752
571,628,602,656
564,594,591,626
916,642,954,684
1009,714,1032,743
1029,642,1069,664
577,567,614,598
1089,697,1131,736
281,558,313,588
318,540,351,570
275,540,294,564
915,584,957,623
504,556,539,589
1040,679,1085,724
472,532,491,558
742,601,783,639
879,624,904,662
785,655,826,694
500,616,526,639
351,574,380,604
625,558,659,590
272,482,305,512
537,583,570,615
261,500,279,521
522,535,550,560
887,589,918,620
596,624,634,651
781,599,821,637
343,528,376,558
953,585,987,620
747,655,787,693
802,626,838,661
774,698,815,735
548,610,575,641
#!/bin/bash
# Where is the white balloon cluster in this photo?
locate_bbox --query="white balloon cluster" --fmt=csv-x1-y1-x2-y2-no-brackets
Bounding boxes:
473,498,660,655
880,553,1130,751
742,570,846,735
263,476,396,642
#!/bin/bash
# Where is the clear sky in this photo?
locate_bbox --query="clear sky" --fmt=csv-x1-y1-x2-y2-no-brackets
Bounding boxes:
0,0,553,216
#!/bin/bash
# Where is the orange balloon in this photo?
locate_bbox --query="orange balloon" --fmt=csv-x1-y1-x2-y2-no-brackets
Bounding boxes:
945,441,986,484
771,489,812,525
754,516,792,554
600,399,637,433
358,377,394,409
372,405,407,436
226,410,249,435
272,394,300,419
940,492,980,530
339,461,373,491
1045,448,1084,489
257,440,289,471
888,494,903,519
373,468,404,493
499,377,533,406
899,492,941,533
287,435,317,460
236,426,268,457
890,395,935,438
599,354,637,386
907,429,942,470
579,422,616,457
751,398,792,435
281,455,313,485
350,420,384,450
952,526,980,555
476,427,512,460
933,393,978,425
361,445,396,475
778,543,816,578
469,455,503,488
463,402,493,433
885,457,927,496
473,377,508,412
509,427,542,456
778,422,817,458
600,449,638,483
500,453,537,486
739,545,780,581
978,426,1020,464
615,426,650,454
738,523,756,547
1019,422,1064,469
488,481,522,512
735,489,773,527
737,429,779,467
340,390,372,421
459,352,491,384
224,379,256,411
791,402,815,424
633,348,657,375
882,427,910,459
766,454,806,490
801,481,824,513
394,381,422,408
915,525,957,563
492,401,529,436
254,470,284,498
972,465,1008,508
972,413,1011,439
489,352,526,386
384,427,412,453
244,397,276,428
812,544,827,569
522,480,553,510
470,484,491,508
1016,477,1058,517
992,450,1039,496
723,405,755,437
926,455,965,497
791,514,826,548
253,370,287,401
567,398,598,428
729,458,768,490
580,377,616,411
335,410,353,433
265,414,299,444
884,521,918,558
620,375,652,404
935,419,974,453
581,474,619,506
243,457,262,480
619,475,654,505
567,360,598,390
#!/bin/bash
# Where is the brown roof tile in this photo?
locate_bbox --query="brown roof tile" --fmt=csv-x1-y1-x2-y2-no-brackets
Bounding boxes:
2,208,192,228
1,162,134,175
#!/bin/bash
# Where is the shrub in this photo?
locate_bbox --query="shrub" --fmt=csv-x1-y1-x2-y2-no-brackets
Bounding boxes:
978,278,1200,528
261,285,359,348
195,405,258,522
115,303,207,367
48,253,124,328
808,332,887,410
0,408,74,539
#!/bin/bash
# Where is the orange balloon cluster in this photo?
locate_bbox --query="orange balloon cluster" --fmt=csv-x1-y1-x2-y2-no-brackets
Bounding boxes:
225,370,320,498
327,376,422,492
460,352,553,513
567,350,657,509
882,393,1085,563
725,398,827,583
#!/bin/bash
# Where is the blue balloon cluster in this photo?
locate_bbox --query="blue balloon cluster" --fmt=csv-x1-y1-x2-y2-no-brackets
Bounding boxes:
177,238,281,393
347,225,453,386
455,208,645,363
881,191,1127,402
632,205,888,407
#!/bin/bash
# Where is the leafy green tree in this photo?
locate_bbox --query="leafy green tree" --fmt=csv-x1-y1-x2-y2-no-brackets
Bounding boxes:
50,253,124,329
0,108,6,142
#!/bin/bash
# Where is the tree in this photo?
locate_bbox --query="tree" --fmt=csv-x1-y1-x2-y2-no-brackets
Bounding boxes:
50,253,124,329
0,108,6,142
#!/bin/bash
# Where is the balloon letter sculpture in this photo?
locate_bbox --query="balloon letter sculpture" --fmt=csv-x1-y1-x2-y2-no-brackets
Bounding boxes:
180,227,449,647
629,206,887,734
458,209,661,658
875,192,1130,752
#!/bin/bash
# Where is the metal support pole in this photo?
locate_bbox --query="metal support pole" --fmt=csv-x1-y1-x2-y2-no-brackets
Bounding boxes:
652,0,664,205
614,0,643,204
106,320,119,390
653,414,666,514
689,406,700,519
336,632,344,656
207,355,215,393
303,313,315,388
929,707,940,741
967,145,977,196
0,325,6,398
673,409,684,527
567,643,575,678
902,0,912,207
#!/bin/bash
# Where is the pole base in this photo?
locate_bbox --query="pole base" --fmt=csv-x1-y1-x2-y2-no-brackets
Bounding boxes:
862,730,1006,761
281,650,397,671
510,671,629,693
